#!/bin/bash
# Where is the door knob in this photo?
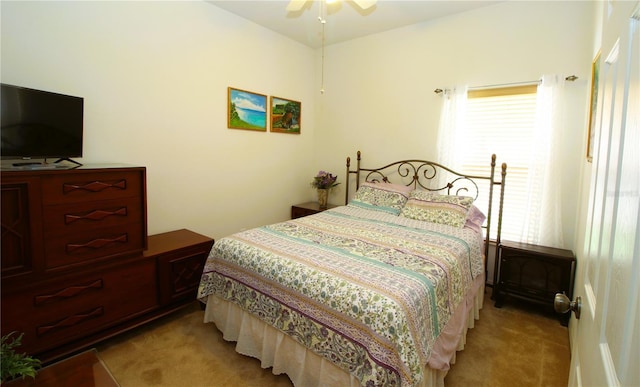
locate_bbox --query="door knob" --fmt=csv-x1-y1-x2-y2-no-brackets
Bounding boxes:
554,292,581,319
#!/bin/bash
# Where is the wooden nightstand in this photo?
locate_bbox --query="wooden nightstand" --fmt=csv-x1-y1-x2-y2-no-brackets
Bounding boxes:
494,241,575,325
291,202,339,219
146,229,214,306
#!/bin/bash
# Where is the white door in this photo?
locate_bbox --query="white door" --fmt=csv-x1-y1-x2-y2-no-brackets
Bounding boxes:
570,1,640,386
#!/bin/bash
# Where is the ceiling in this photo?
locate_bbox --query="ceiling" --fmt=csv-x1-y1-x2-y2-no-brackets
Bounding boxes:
207,1,502,48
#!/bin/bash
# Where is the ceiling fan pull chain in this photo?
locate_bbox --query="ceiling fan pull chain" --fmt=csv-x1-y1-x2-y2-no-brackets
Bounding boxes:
319,0,326,94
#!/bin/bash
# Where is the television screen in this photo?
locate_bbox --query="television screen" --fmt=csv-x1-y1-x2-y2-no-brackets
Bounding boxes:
1,83,83,160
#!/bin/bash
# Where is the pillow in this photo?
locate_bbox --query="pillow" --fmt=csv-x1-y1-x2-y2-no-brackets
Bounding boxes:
400,190,474,227
349,181,412,215
465,205,486,232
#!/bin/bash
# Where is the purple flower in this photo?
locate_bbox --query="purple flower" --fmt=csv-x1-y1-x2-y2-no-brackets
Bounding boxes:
311,170,340,189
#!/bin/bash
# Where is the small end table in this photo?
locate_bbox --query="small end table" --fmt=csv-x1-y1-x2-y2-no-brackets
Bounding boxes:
291,201,338,219
494,241,576,326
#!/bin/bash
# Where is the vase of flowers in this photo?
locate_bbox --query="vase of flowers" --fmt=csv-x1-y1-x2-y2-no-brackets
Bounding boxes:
311,170,340,209
317,188,329,208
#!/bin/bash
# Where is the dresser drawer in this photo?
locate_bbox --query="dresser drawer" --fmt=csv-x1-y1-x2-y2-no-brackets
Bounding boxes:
43,197,143,235
41,170,144,205
44,224,145,269
0,259,157,355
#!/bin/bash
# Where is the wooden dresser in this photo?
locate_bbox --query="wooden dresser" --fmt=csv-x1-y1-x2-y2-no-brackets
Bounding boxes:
1,165,214,364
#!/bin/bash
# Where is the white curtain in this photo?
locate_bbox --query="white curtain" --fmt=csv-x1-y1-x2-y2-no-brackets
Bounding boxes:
436,86,468,176
435,77,566,247
521,74,565,247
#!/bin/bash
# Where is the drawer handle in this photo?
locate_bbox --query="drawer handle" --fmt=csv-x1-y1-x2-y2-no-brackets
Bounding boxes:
66,234,128,252
64,207,128,224
37,307,104,337
63,179,127,194
34,280,104,306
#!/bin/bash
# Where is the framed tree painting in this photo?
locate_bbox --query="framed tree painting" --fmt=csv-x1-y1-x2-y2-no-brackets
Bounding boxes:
586,51,600,162
228,87,267,131
270,96,301,134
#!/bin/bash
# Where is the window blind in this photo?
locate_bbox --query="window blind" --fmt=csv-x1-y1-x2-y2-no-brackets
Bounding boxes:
463,85,537,242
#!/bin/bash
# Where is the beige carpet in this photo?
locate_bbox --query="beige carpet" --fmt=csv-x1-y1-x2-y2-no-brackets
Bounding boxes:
97,291,570,386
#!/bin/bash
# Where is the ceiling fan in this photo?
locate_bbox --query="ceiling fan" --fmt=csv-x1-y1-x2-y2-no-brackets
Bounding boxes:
286,0,377,12
286,0,377,94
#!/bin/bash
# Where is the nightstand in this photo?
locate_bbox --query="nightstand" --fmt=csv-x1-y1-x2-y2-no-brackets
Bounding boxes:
494,241,575,325
146,229,214,306
291,202,338,219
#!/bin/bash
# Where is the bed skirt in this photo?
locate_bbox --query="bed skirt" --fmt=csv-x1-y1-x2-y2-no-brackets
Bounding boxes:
203,274,485,387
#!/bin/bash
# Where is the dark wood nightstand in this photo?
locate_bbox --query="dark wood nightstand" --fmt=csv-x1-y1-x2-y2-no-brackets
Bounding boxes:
291,202,339,219
494,241,575,325
146,229,214,306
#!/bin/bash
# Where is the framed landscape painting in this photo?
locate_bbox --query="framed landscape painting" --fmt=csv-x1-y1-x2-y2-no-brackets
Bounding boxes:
270,96,301,134
228,87,267,131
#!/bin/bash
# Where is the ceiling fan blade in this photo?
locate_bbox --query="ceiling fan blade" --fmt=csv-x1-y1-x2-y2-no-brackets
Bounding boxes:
352,0,376,10
286,0,308,12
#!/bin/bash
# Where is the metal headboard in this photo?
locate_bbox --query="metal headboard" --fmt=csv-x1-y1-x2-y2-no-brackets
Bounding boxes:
345,151,507,286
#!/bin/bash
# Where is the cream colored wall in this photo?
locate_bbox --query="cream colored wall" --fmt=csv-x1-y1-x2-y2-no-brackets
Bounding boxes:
569,0,604,348
318,1,597,252
1,1,598,250
573,1,604,267
1,1,318,239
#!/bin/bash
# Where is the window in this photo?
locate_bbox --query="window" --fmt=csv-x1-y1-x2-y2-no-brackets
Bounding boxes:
462,85,537,243
438,76,566,247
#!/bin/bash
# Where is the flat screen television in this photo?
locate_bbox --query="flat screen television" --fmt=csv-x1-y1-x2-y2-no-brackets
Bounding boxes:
1,83,84,163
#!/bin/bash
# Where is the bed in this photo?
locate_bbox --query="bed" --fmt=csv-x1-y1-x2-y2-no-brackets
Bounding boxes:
198,151,506,387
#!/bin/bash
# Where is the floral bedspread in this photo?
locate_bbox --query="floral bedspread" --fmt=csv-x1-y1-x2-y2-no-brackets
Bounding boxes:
198,205,484,386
